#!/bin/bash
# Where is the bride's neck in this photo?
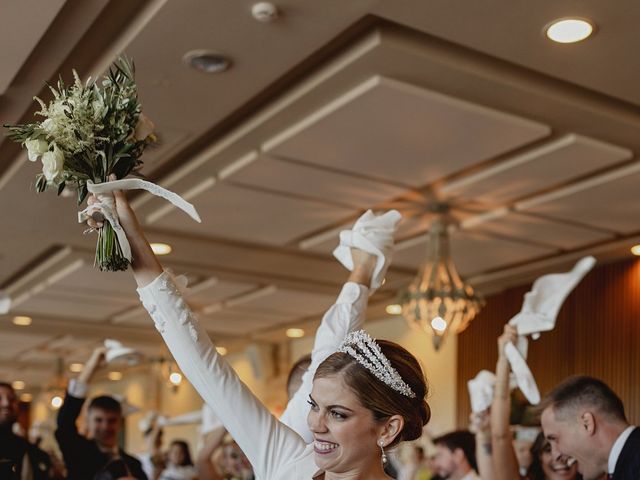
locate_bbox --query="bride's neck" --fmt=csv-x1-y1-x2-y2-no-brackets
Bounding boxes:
322,462,389,480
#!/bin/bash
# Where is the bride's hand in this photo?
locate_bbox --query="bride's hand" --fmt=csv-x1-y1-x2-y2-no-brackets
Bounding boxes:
86,174,141,236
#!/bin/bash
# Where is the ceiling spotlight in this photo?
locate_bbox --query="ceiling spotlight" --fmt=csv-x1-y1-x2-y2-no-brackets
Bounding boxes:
252,2,279,22
183,50,231,74
150,243,172,255
631,245,640,256
107,371,123,381
20,393,33,403
385,304,402,315
545,18,594,43
11,380,25,390
12,316,32,326
69,363,84,373
286,328,305,338
51,396,63,409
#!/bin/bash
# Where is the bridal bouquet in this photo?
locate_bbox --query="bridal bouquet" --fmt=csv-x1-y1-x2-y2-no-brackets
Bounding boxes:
4,57,156,271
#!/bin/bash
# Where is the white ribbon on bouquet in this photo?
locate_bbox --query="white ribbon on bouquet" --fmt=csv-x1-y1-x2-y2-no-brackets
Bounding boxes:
77,179,201,261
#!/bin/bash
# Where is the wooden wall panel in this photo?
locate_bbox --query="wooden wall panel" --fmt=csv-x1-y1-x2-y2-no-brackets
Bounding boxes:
456,258,640,427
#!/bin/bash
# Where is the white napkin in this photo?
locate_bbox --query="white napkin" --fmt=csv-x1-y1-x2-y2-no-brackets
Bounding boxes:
104,339,143,365
468,370,496,413
0,291,10,314
506,256,596,404
138,411,159,433
333,209,402,291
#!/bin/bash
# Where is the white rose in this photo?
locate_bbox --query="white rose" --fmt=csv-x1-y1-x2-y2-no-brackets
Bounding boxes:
41,145,65,183
134,113,155,140
25,139,49,162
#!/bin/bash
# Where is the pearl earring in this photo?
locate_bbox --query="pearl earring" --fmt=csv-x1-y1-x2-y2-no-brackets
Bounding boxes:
378,439,388,465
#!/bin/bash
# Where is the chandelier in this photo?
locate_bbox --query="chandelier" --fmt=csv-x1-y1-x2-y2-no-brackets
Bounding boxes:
400,206,484,350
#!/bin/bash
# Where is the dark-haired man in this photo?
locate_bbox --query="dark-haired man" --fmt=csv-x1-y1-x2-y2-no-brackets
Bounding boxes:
432,430,479,480
0,382,52,479
55,346,147,480
540,375,639,480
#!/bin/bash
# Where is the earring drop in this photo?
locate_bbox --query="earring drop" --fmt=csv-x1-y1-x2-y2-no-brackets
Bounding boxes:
378,439,388,465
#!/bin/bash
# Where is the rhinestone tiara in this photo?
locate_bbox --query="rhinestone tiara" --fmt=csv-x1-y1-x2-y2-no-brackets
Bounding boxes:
338,330,416,398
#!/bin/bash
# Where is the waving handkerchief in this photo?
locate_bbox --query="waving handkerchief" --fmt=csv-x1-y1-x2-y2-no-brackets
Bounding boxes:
505,256,596,404
509,256,596,337
0,291,10,314
104,339,143,365
333,209,402,291
468,370,496,413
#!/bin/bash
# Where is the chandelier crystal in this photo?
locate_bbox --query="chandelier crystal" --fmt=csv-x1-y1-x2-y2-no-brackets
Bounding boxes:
400,209,484,350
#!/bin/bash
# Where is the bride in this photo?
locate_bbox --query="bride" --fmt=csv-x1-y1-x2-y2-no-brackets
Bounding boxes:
86,180,430,479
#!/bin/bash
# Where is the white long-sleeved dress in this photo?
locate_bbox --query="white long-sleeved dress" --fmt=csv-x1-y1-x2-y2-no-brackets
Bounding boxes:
138,271,368,479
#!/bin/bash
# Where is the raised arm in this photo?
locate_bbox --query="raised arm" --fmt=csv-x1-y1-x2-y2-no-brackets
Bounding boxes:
490,325,521,480
279,249,375,442
86,178,307,479
195,426,226,480
470,409,496,480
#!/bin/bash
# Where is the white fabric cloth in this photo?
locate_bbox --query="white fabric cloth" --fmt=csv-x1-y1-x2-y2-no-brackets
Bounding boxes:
467,370,496,413
608,425,635,474
78,179,201,262
0,290,11,314
280,281,368,442
104,338,142,364
504,256,596,405
201,402,224,435
138,271,320,479
158,464,198,480
333,209,402,291
67,378,88,398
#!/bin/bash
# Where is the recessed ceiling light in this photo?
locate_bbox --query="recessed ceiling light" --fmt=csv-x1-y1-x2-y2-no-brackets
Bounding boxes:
51,396,63,409
183,50,231,73
431,316,448,333
286,328,305,338
20,393,33,403
385,304,402,315
545,18,594,43
107,371,123,381
631,245,640,256
169,372,183,385
11,380,25,390
216,346,228,356
12,316,32,326
150,243,172,255
69,363,84,373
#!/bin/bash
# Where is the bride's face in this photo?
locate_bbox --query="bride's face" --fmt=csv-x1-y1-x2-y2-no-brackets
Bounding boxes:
307,373,383,474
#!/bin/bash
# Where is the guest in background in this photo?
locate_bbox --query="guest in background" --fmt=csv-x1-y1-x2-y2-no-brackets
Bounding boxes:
154,440,197,480
55,346,147,480
432,430,479,480
0,382,52,479
196,426,253,480
540,375,639,480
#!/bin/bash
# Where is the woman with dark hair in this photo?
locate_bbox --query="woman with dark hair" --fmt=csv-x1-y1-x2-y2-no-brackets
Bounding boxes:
156,440,197,480
85,182,431,479
490,325,578,480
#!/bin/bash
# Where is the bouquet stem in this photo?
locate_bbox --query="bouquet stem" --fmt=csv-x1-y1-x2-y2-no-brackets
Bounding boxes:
95,221,130,271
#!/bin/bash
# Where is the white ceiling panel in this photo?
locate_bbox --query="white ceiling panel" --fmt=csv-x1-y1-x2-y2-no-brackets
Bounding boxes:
393,230,555,276
228,154,407,208
442,134,632,205
151,183,354,245
201,310,289,336
18,290,133,322
186,278,258,308
51,265,138,298
266,76,550,187
521,170,640,234
0,332,52,360
225,288,338,317
0,0,67,94
473,213,612,250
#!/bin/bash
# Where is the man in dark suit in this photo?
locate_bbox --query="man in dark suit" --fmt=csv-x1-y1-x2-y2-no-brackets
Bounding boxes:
0,382,52,479
55,346,147,480
540,375,639,480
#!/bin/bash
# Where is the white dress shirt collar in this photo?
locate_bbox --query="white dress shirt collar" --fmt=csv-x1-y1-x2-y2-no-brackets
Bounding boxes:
608,425,635,474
